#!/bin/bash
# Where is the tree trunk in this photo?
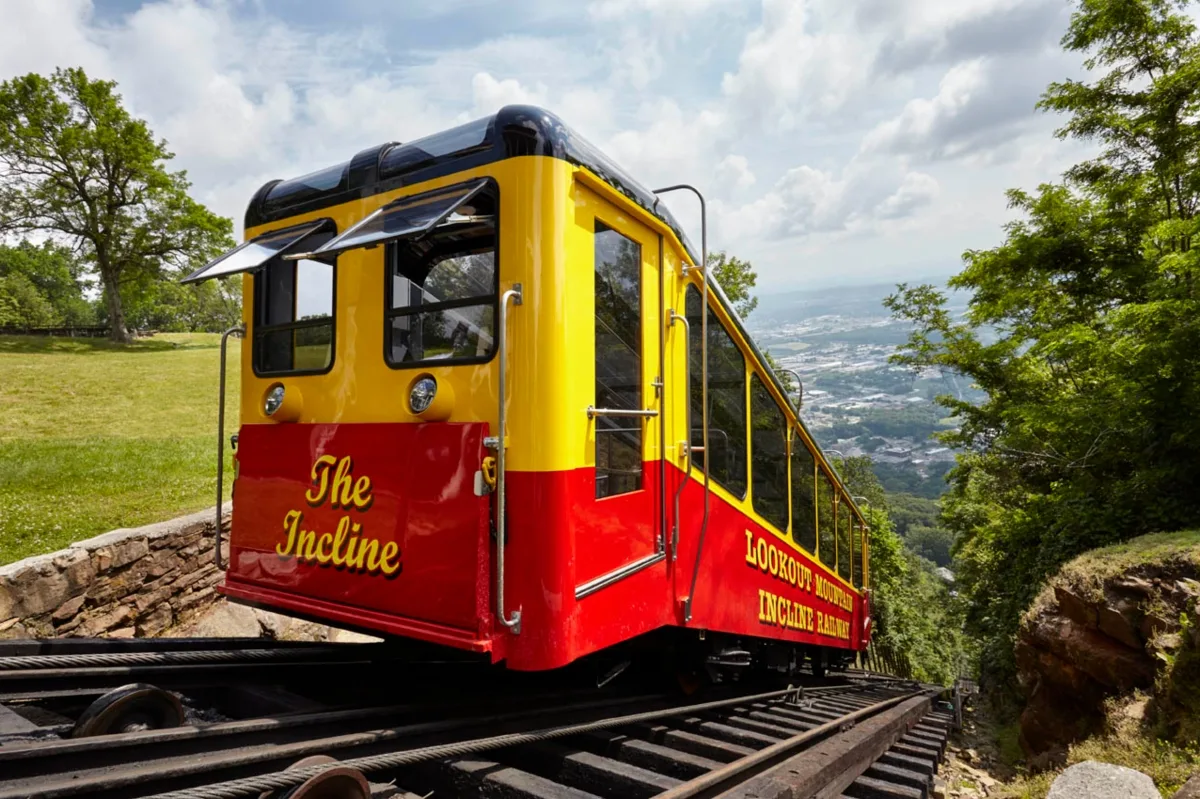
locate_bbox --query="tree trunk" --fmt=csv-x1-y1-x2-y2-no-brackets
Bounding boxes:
100,270,132,344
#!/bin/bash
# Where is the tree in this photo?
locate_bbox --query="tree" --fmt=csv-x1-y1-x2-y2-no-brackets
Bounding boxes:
0,68,233,342
0,272,56,327
0,240,93,325
884,0,1200,686
708,250,758,317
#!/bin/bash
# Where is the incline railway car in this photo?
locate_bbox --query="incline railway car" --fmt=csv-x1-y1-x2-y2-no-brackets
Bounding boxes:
184,105,872,675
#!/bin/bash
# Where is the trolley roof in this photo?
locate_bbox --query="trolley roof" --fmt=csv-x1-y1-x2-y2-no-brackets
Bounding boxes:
244,105,698,264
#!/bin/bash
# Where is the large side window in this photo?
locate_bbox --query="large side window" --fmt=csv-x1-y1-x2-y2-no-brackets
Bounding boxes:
254,229,335,375
750,375,788,532
852,517,865,589
686,286,747,498
386,182,498,366
817,470,835,567
791,433,817,553
594,222,643,499
837,498,853,583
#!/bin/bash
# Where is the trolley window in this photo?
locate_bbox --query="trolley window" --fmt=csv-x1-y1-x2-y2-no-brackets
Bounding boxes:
852,517,865,589
252,225,337,376
791,432,817,553
686,285,747,498
817,469,836,567
837,498,853,583
750,374,788,532
594,223,643,499
385,181,498,367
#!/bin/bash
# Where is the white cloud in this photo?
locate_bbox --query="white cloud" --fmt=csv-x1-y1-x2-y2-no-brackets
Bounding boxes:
0,0,1090,290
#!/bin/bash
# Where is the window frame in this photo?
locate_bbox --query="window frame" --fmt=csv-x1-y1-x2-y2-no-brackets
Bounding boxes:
749,373,789,533
382,178,501,370
593,219,645,500
685,284,748,500
790,426,818,555
251,219,338,378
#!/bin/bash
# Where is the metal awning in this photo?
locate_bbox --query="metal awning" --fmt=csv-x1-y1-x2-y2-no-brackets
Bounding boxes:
283,178,489,262
181,221,328,284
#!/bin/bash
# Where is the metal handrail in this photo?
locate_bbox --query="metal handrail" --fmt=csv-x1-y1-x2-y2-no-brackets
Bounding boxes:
493,285,523,634
668,309,690,561
652,183,708,623
213,324,244,570
780,368,804,408
587,406,658,418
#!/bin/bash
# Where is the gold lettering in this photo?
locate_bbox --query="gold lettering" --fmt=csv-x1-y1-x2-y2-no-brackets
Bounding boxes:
745,530,757,566
305,455,338,506
331,457,355,509
378,541,401,576
298,528,319,561
316,532,334,564
331,518,350,566
355,538,380,571
352,475,374,511
277,510,302,556
757,539,768,573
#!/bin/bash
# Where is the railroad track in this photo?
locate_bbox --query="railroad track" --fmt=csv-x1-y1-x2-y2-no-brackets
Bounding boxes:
0,673,953,799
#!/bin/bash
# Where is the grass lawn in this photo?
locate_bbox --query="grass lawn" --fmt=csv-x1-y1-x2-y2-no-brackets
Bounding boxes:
0,333,239,565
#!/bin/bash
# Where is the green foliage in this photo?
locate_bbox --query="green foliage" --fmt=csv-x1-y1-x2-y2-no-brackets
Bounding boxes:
0,240,94,325
0,272,57,327
884,0,1200,689
708,250,758,318
905,524,955,567
0,68,233,342
839,457,971,684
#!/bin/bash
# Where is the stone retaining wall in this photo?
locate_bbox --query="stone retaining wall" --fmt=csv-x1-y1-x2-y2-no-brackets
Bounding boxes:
0,504,231,639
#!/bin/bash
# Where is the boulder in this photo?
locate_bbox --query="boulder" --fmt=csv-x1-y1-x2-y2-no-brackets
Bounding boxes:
1045,761,1158,799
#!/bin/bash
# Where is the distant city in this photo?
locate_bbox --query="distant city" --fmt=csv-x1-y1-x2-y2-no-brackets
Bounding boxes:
747,280,980,498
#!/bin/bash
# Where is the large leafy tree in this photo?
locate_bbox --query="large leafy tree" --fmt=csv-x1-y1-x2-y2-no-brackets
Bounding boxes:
885,0,1200,682
0,68,232,342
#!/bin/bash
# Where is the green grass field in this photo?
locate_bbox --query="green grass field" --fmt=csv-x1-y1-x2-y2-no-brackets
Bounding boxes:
0,334,239,565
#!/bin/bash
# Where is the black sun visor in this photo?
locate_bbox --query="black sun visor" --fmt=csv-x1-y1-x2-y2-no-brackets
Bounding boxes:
282,178,490,262
181,221,328,285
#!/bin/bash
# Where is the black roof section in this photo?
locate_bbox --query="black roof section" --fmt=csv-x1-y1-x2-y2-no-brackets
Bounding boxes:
245,105,698,262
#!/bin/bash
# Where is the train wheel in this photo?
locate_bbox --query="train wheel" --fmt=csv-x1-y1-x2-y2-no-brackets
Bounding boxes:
261,756,371,799
810,651,827,680
70,683,184,737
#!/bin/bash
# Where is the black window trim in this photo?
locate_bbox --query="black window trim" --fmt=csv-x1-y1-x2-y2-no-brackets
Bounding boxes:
749,372,789,534
251,218,338,379
382,178,500,370
685,283,748,501
593,217,646,500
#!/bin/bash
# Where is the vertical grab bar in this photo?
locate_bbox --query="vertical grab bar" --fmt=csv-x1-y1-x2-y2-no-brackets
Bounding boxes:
653,184,707,623
493,284,523,634
668,310,690,561
213,324,244,570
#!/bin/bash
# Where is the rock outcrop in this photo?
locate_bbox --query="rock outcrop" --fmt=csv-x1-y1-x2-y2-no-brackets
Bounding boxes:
1014,532,1200,760
0,504,230,639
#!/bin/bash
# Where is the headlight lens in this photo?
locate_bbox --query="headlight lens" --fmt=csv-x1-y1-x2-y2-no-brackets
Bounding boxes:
409,377,437,414
264,385,286,416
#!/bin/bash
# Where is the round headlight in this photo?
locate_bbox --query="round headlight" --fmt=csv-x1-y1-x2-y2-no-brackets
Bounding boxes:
264,384,286,416
409,377,437,414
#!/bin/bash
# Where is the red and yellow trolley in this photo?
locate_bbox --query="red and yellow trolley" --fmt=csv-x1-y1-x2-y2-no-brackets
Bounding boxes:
185,105,872,674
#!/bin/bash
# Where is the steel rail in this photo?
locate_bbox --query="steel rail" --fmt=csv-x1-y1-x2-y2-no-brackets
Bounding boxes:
654,689,926,799
144,683,892,799
0,645,383,671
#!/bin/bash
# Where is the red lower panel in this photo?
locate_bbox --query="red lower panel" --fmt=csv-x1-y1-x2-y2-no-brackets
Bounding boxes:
226,423,491,641
222,423,865,672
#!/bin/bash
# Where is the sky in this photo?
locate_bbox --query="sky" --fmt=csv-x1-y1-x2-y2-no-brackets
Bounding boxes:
0,0,1102,291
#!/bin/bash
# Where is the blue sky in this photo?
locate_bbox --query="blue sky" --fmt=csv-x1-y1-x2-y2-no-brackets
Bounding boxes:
3,0,1105,290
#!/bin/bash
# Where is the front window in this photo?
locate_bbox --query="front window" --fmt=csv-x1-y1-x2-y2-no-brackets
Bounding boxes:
253,226,336,375
385,181,498,366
